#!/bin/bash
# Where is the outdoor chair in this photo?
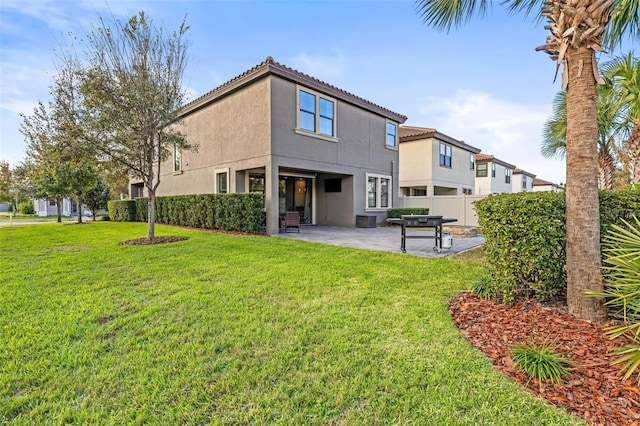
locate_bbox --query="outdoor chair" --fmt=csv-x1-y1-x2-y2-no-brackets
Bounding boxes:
281,211,300,233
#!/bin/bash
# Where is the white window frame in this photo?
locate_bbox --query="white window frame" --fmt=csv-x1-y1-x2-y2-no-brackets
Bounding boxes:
295,85,338,142
439,143,452,168
385,121,398,149
505,168,512,184
365,173,392,211
173,143,182,172
491,163,496,178
215,168,230,194
469,153,475,170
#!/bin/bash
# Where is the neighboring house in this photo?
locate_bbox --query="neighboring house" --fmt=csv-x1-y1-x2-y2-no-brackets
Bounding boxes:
533,178,564,192
475,154,516,195
398,126,481,196
512,168,536,193
131,57,407,235
33,198,88,217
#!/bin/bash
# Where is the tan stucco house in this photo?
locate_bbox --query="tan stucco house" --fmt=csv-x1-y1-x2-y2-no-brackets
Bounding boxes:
398,126,481,196
533,178,564,192
130,57,407,234
474,153,516,195
512,168,536,192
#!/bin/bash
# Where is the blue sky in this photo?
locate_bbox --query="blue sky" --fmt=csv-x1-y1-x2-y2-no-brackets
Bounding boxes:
0,1,634,184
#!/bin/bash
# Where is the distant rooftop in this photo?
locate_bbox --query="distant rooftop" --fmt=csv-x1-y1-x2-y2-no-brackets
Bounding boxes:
399,126,481,154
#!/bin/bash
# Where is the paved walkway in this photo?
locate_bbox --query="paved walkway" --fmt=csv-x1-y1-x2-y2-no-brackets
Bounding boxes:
276,225,484,258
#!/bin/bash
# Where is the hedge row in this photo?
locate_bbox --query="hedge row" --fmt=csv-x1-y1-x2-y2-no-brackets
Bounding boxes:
474,187,640,303
386,208,430,219
108,193,265,233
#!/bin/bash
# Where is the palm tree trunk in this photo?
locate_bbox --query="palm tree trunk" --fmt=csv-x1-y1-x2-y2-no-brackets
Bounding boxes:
598,145,616,190
629,120,640,184
565,46,607,322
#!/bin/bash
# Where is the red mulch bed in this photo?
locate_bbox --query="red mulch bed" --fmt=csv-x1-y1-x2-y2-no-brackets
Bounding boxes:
449,292,640,426
118,236,188,246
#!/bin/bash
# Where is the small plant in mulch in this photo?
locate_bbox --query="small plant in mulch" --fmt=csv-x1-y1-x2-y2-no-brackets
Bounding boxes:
510,340,573,387
118,236,188,246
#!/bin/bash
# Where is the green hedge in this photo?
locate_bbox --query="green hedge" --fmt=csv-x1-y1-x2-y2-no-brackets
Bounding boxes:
386,208,430,219
108,193,265,233
474,187,640,303
107,199,137,222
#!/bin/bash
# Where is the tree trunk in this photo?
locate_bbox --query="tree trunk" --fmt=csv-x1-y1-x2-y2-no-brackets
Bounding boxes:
77,197,83,224
148,189,155,240
629,119,640,184
56,197,62,223
564,47,607,322
598,145,616,190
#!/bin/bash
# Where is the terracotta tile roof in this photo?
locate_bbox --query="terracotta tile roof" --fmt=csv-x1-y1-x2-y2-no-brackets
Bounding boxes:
533,178,554,186
399,125,481,154
180,56,407,123
475,153,516,169
513,168,536,178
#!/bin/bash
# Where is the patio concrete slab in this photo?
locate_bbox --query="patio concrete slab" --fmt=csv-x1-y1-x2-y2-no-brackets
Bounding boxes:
276,225,484,258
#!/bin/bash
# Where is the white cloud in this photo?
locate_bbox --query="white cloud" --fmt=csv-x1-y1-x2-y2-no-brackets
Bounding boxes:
289,49,348,81
411,90,566,183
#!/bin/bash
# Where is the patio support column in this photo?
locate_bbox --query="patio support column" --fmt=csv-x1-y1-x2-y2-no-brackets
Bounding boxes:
265,161,280,235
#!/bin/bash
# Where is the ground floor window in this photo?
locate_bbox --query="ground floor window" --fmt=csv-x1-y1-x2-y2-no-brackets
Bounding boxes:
366,173,391,209
215,169,229,194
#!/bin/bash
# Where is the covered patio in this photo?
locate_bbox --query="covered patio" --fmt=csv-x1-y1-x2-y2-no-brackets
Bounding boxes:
276,224,484,258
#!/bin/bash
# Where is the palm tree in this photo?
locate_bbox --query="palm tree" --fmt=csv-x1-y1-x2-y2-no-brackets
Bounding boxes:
603,52,640,184
541,82,624,190
415,0,639,322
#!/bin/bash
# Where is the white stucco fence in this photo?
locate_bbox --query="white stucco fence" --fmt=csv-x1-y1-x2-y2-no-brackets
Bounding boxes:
397,194,488,227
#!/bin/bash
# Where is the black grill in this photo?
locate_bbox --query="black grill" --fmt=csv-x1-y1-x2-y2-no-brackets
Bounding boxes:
387,215,456,253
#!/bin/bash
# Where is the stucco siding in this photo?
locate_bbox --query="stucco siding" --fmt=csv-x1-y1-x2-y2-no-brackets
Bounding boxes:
155,77,272,196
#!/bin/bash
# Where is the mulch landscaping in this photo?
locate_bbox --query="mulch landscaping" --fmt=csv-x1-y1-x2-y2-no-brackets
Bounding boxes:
449,292,640,426
118,236,188,246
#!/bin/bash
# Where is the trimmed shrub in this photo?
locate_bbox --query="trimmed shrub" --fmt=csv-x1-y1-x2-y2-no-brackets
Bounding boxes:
474,187,640,304
386,208,430,219
474,192,566,303
108,199,137,222
18,201,35,215
107,193,264,234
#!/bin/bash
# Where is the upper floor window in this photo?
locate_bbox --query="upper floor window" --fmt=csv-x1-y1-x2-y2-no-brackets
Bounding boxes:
440,143,452,168
469,153,475,170
367,174,391,209
476,163,488,177
297,87,336,138
505,168,512,184
491,163,496,178
386,122,397,148
522,177,527,189
173,144,181,172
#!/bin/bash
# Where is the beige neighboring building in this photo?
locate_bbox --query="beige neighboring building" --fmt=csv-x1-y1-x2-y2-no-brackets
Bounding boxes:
398,126,481,196
475,154,516,195
512,168,536,192
130,57,407,235
533,178,564,192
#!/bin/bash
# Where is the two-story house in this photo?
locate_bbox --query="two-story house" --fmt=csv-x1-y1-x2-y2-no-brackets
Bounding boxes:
398,126,481,196
512,168,536,192
533,178,564,192
475,154,516,195
131,57,406,235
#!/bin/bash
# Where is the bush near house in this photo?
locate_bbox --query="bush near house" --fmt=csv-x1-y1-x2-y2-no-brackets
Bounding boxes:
474,187,640,303
386,208,430,219
108,193,264,233
18,201,35,215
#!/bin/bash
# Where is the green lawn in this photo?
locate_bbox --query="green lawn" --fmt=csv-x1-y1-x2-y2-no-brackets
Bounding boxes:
0,222,584,425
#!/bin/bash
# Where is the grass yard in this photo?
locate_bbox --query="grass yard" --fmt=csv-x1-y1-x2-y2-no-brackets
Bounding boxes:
0,222,584,425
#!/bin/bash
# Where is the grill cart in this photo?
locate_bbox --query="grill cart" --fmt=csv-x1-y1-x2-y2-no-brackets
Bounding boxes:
387,215,457,253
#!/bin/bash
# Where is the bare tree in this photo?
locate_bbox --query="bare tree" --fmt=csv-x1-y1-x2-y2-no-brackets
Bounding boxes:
80,11,193,239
